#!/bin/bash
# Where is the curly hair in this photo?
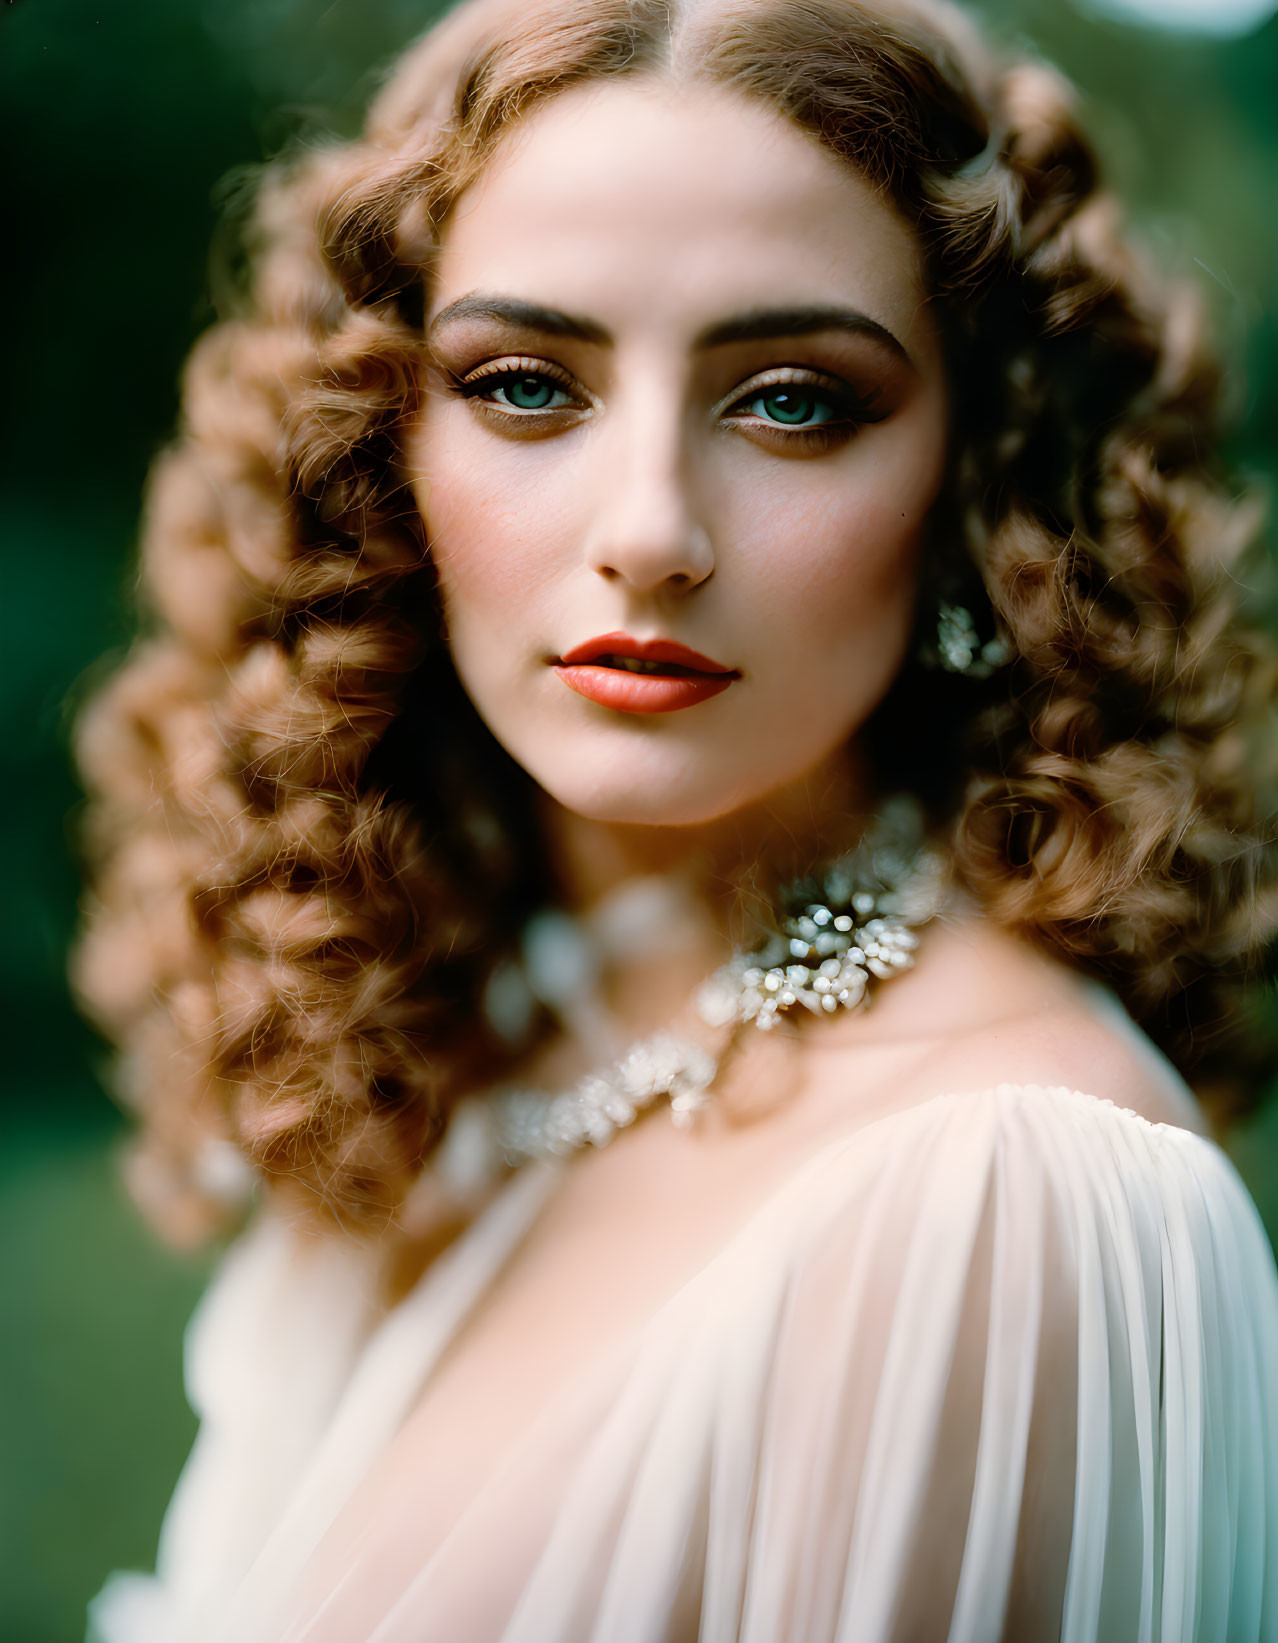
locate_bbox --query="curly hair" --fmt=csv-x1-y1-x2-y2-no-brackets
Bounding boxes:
72,0,1278,1244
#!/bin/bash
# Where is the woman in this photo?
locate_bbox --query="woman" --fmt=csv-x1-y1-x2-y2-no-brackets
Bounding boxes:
78,0,1278,1637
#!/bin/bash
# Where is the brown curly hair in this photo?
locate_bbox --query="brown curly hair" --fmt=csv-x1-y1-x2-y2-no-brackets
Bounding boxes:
72,0,1278,1244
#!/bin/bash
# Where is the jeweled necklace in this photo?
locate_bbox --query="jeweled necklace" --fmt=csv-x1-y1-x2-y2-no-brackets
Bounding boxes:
434,796,950,1196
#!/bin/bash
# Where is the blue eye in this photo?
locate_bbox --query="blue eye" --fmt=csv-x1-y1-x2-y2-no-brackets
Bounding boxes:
497,375,564,411
743,388,839,428
463,370,575,413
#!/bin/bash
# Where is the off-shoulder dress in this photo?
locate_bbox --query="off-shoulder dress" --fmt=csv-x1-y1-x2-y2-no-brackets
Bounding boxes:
88,1080,1278,1642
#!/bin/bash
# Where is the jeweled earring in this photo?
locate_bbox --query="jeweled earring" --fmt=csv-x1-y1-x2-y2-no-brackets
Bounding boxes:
919,600,1010,678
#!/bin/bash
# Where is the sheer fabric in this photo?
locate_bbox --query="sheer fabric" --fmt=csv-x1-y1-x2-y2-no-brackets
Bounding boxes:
88,1083,1278,1642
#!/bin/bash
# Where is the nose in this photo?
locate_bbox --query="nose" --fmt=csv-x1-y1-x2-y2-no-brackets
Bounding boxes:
580,381,715,594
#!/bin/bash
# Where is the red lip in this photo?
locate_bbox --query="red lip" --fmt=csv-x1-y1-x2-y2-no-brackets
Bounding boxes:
556,632,736,673
551,632,740,715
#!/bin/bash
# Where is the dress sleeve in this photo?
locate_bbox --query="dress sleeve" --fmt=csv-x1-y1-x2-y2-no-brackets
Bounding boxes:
85,1204,388,1643
721,1083,1278,1643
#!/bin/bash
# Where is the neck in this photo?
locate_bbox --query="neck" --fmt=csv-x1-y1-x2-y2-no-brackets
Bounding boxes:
531,740,879,1040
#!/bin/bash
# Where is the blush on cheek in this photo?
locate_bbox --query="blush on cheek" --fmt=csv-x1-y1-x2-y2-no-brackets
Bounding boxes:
750,488,923,610
422,435,579,602
418,474,522,604
797,429,944,609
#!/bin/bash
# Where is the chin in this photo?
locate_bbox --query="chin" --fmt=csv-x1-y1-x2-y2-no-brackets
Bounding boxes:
523,727,861,833
519,743,767,830
539,774,755,830
473,674,884,832
553,791,752,830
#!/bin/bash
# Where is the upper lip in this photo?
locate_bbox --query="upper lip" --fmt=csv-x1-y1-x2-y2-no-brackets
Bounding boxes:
556,632,738,674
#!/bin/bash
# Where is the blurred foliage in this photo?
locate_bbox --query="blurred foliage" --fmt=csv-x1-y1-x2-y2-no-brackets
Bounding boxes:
2,0,1275,1637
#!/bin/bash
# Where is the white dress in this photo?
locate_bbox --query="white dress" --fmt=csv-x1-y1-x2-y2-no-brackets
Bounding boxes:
87,1081,1278,1643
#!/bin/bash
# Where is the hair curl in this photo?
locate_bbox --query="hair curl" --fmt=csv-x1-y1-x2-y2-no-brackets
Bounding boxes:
72,0,1278,1244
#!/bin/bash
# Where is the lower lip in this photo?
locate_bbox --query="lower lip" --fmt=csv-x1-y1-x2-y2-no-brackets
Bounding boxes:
551,664,738,714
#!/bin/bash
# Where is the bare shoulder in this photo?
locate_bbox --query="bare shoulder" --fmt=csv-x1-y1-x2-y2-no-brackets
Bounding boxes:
801,906,1212,1141
917,998,1212,1138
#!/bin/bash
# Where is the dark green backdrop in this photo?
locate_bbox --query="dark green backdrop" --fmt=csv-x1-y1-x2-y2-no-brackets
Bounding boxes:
3,1,1276,1637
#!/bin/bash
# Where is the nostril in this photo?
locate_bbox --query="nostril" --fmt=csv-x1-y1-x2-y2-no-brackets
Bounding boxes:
586,524,715,591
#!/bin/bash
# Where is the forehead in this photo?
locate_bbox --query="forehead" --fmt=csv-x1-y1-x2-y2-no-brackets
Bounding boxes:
430,76,937,360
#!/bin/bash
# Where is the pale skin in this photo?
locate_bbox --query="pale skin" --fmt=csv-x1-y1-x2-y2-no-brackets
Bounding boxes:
290,75,1208,1631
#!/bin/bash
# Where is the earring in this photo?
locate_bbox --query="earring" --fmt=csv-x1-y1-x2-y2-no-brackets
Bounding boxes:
921,600,1010,678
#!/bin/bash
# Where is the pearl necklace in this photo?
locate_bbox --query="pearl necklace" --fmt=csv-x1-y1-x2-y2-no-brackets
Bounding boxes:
434,797,949,1197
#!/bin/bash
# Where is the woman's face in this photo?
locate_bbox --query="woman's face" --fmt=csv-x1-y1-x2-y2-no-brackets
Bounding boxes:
409,77,949,828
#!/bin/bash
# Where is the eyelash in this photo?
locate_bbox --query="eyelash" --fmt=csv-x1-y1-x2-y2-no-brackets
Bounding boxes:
449,357,885,450
454,356,580,418
723,369,885,452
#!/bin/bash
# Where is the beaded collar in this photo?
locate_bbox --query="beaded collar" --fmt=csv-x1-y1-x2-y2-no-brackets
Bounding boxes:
435,796,949,1196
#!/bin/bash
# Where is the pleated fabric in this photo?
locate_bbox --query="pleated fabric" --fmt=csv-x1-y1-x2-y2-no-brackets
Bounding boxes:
87,1084,1278,1643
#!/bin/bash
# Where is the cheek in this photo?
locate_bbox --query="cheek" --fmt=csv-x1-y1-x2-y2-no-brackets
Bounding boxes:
738,428,942,653
777,493,918,602
410,416,572,617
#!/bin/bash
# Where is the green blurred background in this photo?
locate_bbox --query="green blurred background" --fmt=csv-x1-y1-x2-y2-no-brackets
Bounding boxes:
3,0,1276,1636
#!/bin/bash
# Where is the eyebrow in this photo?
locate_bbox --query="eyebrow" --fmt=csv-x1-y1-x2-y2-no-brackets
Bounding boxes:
696,304,913,367
426,294,916,370
428,295,610,347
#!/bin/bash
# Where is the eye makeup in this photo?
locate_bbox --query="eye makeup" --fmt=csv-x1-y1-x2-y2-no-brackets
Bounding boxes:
717,365,887,453
438,355,592,438
436,350,890,453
